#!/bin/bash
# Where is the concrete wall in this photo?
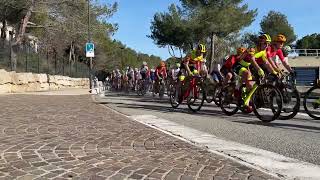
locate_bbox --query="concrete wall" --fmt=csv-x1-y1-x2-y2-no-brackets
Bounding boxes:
0,69,89,94
288,56,320,67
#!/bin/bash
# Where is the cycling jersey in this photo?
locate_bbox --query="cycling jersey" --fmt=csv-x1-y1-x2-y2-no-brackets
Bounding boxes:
156,66,167,79
222,55,238,70
255,49,268,65
267,46,285,63
233,53,252,76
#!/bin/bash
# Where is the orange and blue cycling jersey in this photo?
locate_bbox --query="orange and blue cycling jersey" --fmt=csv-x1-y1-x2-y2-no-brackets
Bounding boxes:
156,66,167,79
267,46,285,63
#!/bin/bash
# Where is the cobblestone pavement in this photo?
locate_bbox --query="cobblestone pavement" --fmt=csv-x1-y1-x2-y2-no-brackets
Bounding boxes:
0,95,277,180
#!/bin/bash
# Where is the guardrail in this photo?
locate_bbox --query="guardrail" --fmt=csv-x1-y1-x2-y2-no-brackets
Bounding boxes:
290,49,320,57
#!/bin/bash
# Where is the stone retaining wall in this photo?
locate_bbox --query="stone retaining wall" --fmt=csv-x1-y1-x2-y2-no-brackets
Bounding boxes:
0,69,89,93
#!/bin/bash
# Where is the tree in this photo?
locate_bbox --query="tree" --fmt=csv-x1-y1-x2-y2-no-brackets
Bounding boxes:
149,4,193,55
296,33,320,49
180,0,257,70
260,11,296,44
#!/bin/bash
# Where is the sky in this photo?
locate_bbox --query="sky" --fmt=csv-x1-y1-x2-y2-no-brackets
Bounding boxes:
102,0,320,60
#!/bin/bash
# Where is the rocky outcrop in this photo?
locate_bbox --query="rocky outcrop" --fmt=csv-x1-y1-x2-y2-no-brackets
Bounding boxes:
0,69,89,93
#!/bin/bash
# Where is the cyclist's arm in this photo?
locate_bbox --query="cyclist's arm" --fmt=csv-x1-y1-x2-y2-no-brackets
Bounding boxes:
278,50,293,73
250,56,262,73
183,58,192,75
255,51,277,75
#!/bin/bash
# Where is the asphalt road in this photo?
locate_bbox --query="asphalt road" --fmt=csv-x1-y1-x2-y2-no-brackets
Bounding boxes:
96,91,320,166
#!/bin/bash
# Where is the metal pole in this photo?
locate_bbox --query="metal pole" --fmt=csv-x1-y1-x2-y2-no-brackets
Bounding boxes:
25,45,28,72
88,0,93,90
37,53,40,73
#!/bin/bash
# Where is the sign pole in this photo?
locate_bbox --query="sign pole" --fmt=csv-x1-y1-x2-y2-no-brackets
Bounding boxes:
88,0,92,90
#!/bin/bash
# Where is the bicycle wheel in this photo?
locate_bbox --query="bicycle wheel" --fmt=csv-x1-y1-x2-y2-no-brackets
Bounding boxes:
187,83,205,112
278,84,300,120
252,84,283,122
219,84,239,116
303,86,320,120
205,84,216,103
169,84,180,108
159,82,165,99
213,85,222,106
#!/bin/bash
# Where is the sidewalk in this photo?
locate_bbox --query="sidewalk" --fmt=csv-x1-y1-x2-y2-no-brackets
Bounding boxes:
0,94,277,180
2,88,90,96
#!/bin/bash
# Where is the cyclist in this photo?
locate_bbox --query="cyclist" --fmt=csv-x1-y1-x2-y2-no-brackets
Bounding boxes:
253,34,279,76
171,63,181,81
134,68,140,91
267,34,294,74
115,69,122,90
183,44,206,76
127,66,135,90
154,61,167,94
140,61,151,91
220,47,246,84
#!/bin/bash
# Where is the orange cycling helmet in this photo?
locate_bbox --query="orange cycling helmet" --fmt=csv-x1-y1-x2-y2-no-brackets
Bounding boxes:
237,47,246,55
160,61,166,67
197,44,206,53
259,34,272,43
275,34,287,42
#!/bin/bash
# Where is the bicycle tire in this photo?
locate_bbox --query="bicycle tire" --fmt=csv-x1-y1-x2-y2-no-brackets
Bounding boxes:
187,83,205,112
205,84,216,103
213,85,222,106
169,84,180,108
219,84,239,116
279,84,300,120
303,86,320,120
252,84,283,122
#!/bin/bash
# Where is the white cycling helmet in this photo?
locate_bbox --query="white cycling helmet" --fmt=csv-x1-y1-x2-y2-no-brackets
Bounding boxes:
142,61,147,66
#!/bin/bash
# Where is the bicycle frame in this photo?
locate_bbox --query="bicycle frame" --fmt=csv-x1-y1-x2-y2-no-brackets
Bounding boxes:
180,76,199,102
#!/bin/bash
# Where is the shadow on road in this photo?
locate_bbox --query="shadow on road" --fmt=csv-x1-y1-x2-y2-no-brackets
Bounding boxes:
233,120,320,133
98,92,320,133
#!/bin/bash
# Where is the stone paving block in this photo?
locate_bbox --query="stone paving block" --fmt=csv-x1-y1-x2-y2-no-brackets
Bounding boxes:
0,95,278,180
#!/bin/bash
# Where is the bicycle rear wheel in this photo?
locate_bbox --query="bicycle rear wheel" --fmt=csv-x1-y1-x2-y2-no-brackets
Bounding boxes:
252,84,283,122
219,84,239,116
169,84,180,108
278,84,300,120
205,84,216,103
303,86,320,120
187,83,205,112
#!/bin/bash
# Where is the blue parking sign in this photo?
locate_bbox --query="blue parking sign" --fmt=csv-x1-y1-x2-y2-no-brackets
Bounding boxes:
86,43,95,57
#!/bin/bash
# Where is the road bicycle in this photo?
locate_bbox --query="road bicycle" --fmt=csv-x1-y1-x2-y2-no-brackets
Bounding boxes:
152,77,166,99
268,72,300,120
137,79,147,96
303,79,320,120
169,75,205,112
219,74,283,122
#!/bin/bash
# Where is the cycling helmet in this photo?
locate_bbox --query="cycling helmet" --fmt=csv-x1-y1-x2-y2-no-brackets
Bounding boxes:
275,34,287,42
237,47,247,55
259,34,272,43
197,44,206,53
176,63,181,68
142,61,147,66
